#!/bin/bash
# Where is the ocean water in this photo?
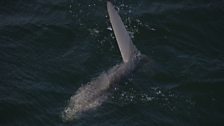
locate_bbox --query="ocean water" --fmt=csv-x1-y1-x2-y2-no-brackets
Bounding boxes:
1,0,224,126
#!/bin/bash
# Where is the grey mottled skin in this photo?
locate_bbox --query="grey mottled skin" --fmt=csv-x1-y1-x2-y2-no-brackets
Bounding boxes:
62,1,147,121
62,53,146,121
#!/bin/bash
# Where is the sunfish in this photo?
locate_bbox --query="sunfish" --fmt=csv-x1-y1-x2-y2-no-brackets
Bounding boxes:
62,1,147,121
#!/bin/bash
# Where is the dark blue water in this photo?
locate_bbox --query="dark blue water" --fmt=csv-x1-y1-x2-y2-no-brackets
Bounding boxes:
1,0,224,125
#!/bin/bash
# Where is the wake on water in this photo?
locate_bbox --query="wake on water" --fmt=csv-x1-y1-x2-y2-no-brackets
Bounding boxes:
62,1,147,121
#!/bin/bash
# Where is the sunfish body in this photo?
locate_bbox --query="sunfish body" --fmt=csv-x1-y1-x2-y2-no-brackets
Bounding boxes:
62,1,146,121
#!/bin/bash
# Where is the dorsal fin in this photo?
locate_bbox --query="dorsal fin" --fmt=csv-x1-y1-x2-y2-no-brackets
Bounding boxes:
107,1,138,63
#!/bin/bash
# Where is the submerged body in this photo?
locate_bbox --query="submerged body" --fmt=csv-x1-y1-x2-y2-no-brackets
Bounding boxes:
62,53,144,121
62,1,146,121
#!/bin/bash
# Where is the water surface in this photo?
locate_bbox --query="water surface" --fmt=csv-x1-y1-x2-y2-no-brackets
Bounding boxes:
0,0,224,125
